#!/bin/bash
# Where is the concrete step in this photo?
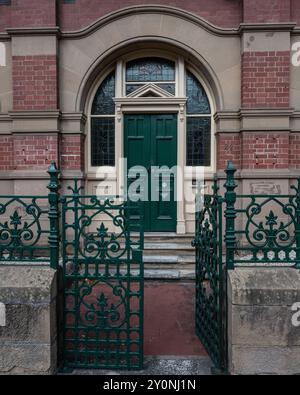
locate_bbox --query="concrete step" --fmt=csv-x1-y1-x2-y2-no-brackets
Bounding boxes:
133,233,194,244
143,269,195,280
143,242,194,256
133,233,196,274
143,254,195,264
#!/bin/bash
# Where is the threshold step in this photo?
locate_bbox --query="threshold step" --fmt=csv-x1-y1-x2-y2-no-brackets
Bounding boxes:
143,269,195,280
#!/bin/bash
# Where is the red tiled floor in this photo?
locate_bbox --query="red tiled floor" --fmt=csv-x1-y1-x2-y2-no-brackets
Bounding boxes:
144,281,207,356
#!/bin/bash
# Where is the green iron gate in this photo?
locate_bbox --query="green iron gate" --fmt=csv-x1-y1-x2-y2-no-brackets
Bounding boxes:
61,182,144,371
192,177,227,372
192,162,237,373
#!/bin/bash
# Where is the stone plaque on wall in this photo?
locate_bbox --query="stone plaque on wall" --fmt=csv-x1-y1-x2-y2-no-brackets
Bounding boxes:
250,181,281,195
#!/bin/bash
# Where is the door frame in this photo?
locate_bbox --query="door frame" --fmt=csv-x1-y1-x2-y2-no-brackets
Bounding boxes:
114,96,187,234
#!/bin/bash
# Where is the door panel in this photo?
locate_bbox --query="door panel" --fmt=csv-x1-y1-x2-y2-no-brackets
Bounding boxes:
124,114,177,232
150,115,177,231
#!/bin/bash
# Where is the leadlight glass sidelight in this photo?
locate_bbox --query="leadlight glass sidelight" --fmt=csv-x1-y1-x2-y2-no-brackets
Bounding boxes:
91,118,115,167
91,71,115,166
125,57,176,95
186,118,211,166
186,70,211,166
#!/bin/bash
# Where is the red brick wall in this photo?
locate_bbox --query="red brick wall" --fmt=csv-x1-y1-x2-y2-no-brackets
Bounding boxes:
12,134,58,170
290,134,300,169
60,134,85,171
291,0,300,26
0,136,13,171
0,134,85,172
241,132,289,169
0,3,11,33
0,0,243,32
242,51,290,108
243,0,291,23
217,132,294,171
11,0,56,28
2,0,299,32
59,0,242,30
217,134,241,171
12,55,58,111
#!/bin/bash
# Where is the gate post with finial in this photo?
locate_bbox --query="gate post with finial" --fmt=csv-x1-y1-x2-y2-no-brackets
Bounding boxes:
224,161,237,270
47,161,60,270
294,178,300,269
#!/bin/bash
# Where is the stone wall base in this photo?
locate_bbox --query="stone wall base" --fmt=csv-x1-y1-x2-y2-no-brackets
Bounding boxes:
228,268,300,375
0,266,58,375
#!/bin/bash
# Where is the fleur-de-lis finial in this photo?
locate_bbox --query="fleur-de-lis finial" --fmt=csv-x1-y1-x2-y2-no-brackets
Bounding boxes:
97,223,108,238
266,210,278,227
98,293,108,308
10,210,22,227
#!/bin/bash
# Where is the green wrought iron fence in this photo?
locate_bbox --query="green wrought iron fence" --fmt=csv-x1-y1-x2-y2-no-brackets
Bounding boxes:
223,161,300,270
60,181,144,370
0,162,59,266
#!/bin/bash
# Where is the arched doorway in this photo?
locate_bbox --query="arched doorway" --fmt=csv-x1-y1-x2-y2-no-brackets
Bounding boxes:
86,51,216,235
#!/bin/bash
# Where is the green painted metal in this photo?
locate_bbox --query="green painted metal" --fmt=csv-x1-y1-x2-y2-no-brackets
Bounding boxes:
61,181,144,370
124,113,177,232
47,161,60,270
0,162,60,264
193,161,300,373
193,177,227,371
224,162,300,268
224,161,237,271
0,195,51,262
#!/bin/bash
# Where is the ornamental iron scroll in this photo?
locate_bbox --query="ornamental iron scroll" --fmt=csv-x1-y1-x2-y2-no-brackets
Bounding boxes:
61,184,144,371
78,280,127,329
0,196,50,262
233,183,300,267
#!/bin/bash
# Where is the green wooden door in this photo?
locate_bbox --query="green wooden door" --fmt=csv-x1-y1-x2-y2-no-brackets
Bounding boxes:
124,114,177,232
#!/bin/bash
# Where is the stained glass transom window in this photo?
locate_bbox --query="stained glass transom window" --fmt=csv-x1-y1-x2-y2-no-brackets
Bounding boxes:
125,57,175,96
126,58,175,82
186,71,211,166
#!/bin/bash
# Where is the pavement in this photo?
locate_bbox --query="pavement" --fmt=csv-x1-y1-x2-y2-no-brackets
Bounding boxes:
64,356,213,375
